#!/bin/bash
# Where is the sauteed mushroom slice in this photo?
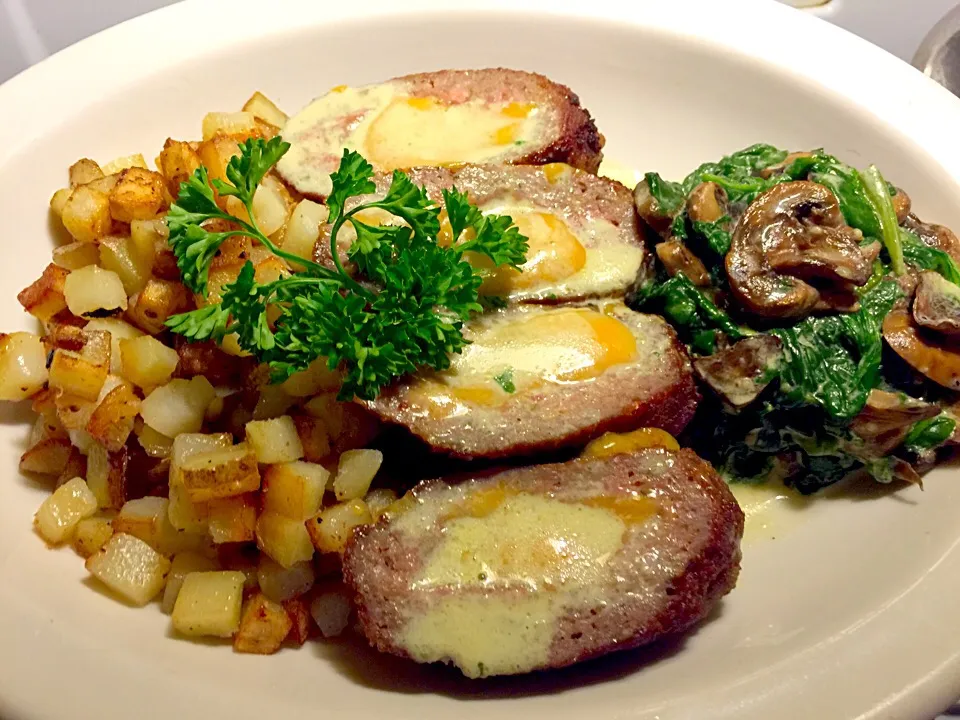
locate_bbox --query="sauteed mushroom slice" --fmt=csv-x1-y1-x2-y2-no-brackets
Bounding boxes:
913,271,960,337
725,181,873,319
634,178,676,237
693,335,783,409
850,388,940,455
892,188,912,225
758,151,813,179
883,309,960,390
903,215,960,265
687,182,727,224
655,240,711,287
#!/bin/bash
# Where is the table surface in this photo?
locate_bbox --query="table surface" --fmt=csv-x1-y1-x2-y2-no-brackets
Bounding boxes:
1,0,959,718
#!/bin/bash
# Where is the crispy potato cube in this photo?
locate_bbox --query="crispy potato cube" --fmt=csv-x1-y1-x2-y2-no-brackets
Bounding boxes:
129,218,165,265
135,422,173,458
0,332,48,401
161,550,218,614
55,393,95,432
251,175,292,237
167,433,231,532
63,265,127,316
140,377,215,437
101,153,148,175
72,516,113,557
86,173,120,194
233,593,292,654
86,533,171,606
179,443,260,503
84,318,142,375
291,414,332,463
252,385,295,421
34,477,98,544
156,139,202,196
256,512,314,569
61,186,112,242
20,437,72,475
257,555,315,603
262,461,328,520
69,158,104,187
85,442,129,509
171,571,245,637
202,112,257,142
113,496,201,556
119,335,179,390
309,585,353,638
171,432,233,482
99,236,152,296
242,92,288,128
48,332,111,401
306,499,372,555
56,445,88,488
283,200,328,267
50,187,72,217
245,416,303,464
284,598,312,646
127,278,193,335
197,135,241,187
86,382,140,451
30,413,67,445
52,241,100,271
207,494,257,544
333,449,382,501
168,482,210,533
364,488,399,520
108,168,167,222
18,264,69,322
281,358,341,398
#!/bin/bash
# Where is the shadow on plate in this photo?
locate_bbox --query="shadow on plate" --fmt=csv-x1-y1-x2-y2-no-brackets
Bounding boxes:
314,603,727,698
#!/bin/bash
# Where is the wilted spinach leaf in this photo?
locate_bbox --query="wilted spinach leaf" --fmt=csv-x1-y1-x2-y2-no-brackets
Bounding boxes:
904,413,957,452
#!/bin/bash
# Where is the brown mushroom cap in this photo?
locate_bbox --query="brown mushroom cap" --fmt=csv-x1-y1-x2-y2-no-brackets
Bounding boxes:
883,309,960,390
892,188,912,225
693,335,783,409
655,240,711,287
913,271,960,337
903,215,960,265
725,181,873,319
687,182,726,224
633,179,675,237
850,388,940,455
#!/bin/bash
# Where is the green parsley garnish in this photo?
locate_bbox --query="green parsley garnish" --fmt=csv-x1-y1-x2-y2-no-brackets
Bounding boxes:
493,368,516,394
165,137,528,401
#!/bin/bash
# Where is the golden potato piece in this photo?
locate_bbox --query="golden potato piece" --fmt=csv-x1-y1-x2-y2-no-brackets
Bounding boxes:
18,264,69,323
86,381,141,452
108,167,168,222
233,592,293,654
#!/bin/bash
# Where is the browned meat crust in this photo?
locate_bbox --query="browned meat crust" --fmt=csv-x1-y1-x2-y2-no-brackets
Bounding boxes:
343,448,744,676
362,304,700,460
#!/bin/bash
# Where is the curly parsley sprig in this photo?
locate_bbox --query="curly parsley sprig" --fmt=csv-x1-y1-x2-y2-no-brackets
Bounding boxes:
165,138,528,401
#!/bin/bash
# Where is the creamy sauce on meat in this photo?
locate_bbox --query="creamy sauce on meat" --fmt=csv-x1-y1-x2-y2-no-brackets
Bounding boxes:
598,157,644,188
278,82,543,197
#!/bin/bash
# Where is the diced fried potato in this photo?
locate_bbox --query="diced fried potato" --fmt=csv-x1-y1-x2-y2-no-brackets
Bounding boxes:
333,449,382,501
309,585,353,638
101,153,148,175
202,112,258,142
364,488,399,520
171,432,233,480
127,278,193,335
85,442,128,509
56,445,88,487
234,592,293,654
99,236,152,296
256,512,314,569
63,265,127,316
113,496,202,557
303,393,343,433
20,437,72,475
0,332,48,401
242,92,288,128
86,533,171,607
55,392,96,431
72,516,113,557
156,139,202,195
50,187,72,217
283,200,328,268
281,358,341,398
52,241,100,271
86,173,121,195
291,414,332,463
140,377,215,437
174,339,250,386
18,264,69,322
129,218,165,265
119,335,179,389
135,422,173,458
197,135,241,187
161,550,218,614
31,387,58,421
61,186,112,243
252,385,295,421
306,499,372,555
284,597,312,646
86,381,140,452
251,175,292,237
262,461,328,520
167,433,232,531
257,556,315,603
48,330,111,401
34,477,98,544
84,318,142,374
245,416,303,464
109,168,168,222
217,543,260,591
207,494,257,544
30,413,67,446
168,482,210,533
69,158,104,187
171,570,245,637
180,443,260,503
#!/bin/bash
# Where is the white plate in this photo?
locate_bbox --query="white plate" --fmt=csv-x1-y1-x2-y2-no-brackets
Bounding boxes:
2,1,960,718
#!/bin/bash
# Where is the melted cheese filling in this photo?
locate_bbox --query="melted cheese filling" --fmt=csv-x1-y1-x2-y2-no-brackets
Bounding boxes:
398,487,655,677
408,307,638,417
582,427,680,458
